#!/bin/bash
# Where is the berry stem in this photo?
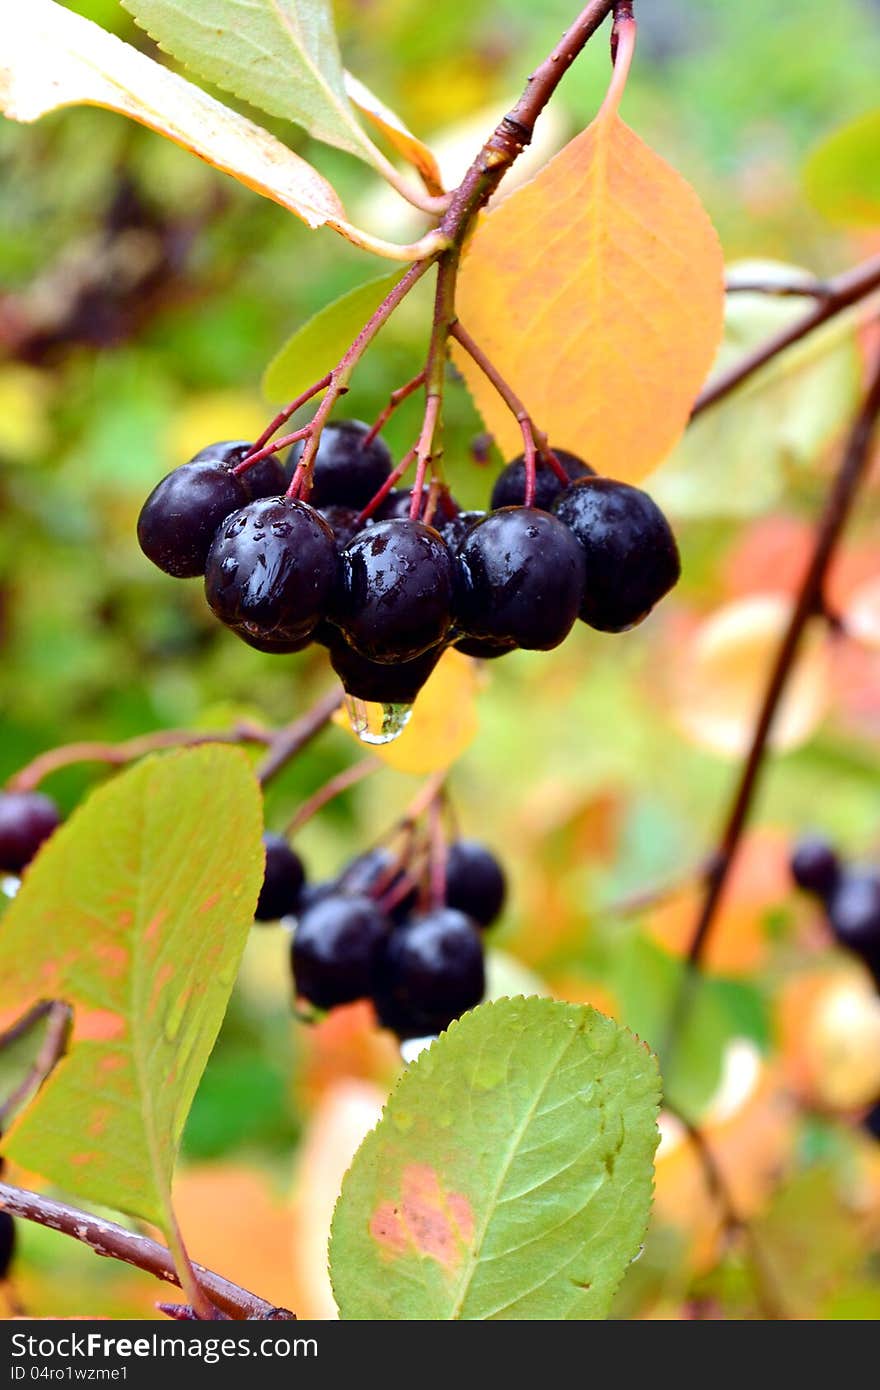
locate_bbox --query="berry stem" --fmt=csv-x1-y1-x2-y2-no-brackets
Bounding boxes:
234,426,311,472
285,758,380,837
249,375,332,455
256,686,344,786
0,1181,293,1320
666,351,880,1058
356,445,419,523
363,370,427,448
409,393,442,520
692,251,880,417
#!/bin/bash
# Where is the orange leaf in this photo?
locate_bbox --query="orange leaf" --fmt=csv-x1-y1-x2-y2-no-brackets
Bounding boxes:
344,73,444,196
454,82,723,481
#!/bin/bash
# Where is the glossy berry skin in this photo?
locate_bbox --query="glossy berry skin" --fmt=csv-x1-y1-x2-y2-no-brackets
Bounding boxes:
336,520,454,663
373,908,485,1039
318,505,364,552
439,509,485,553
230,626,314,654
340,847,419,921
255,833,306,922
326,634,444,703
138,461,247,578
553,478,680,632
0,791,61,874
490,448,594,512
291,893,390,1009
791,836,840,898
374,489,414,522
455,507,585,651
454,634,516,660
826,870,880,964
444,840,506,928
191,440,287,502
0,1212,15,1280
205,498,338,644
292,420,392,508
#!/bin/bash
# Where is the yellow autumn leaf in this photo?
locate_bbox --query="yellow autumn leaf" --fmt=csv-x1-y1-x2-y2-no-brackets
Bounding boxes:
454,50,724,482
0,0,344,231
344,72,444,196
334,648,479,775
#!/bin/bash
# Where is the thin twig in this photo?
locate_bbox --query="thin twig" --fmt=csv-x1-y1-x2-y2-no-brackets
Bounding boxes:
693,252,880,417
256,686,344,786
284,758,380,837
0,1182,293,1321
363,370,427,448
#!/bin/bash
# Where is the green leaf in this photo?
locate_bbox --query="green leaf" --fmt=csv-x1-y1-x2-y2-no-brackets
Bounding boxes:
123,0,381,167
329,997,660,1320
262,271,400,402
0,746,264,1234
649,261,861,518
0,0,345,232
804,109,880,227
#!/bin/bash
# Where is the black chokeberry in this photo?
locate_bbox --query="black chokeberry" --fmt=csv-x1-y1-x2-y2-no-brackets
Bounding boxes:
230,626,314,654
553,477,680,632
255,833,306,921
444,840,506,928
439,509,486,552
292,420,392,508
490,448,594,511
318,505,364,552
340,847,419,921
291,893,391,1009
455,507,585,651
0,791,61,874
373,908,485,1039
374,489,414,522
826,870,880,964
791,836,840,898
205,498,338,644
335,519,454,663
326,634,444,704
864,1102,880,1143
137,461,247,578
453,634,517,659
191,441,287,502
0,1212,15,1281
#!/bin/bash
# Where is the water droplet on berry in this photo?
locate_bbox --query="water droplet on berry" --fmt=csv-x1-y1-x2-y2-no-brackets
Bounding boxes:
1,875,20,900
342,695,413,745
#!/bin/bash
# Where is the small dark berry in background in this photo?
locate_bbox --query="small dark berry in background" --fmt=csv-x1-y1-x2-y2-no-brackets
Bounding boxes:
438,509,486,552
826,870,880,965
790,836,840,898
553,477,680,632
340,847,419,921
191,441,287,502
0,1212,15,1280
444,840,506,928
490,448,594,511
138,461,247,578
255,833,306,921
455,507,585,651
318,505,364,552
326,634,445,704
864,1102,880,1143
291,893,390,1009
373,908,485,1039
0,791,61,874
296,880,337,917
205,498,338,644
292,420,392,508
374,489,414,522
336,520,454,663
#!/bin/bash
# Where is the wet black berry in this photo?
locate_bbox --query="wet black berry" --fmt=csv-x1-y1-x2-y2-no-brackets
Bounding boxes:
826,870,880,964
864,1101,880,1143
137,461,247,578
373,908,485,1039
553,478,680,632
205,498,338,644
318,505,364,551
335,519,454,663
191,441,287,502
490,448,594,511
444,840,506,928
255,833,306,921
292,893,390,1009
455,507,585,651
292,420,392,508
0,791,61,874
230,626,314,654
439,509,486,552
326,634,444,703
791,836,840,898
340,847,419,921
453,634,517,659
0,1212,15,1280
374,489,414,522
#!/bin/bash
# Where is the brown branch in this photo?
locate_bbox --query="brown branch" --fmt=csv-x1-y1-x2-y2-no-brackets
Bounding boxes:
693,252,880,417
256,686,344,785
284,757,380,836
0,1182,293,1320
7,724,272,794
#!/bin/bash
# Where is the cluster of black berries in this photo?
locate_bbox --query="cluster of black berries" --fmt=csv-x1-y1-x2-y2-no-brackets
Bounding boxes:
0,791,61,878
137,422,681,706
254,832,505,1040
791,836,880,985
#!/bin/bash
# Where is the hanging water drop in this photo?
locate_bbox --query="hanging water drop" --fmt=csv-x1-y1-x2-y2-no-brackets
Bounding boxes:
343,695,413,745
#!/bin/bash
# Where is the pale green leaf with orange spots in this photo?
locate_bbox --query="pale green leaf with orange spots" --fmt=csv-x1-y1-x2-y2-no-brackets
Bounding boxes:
329,998,660,1319
0,746,263,1234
